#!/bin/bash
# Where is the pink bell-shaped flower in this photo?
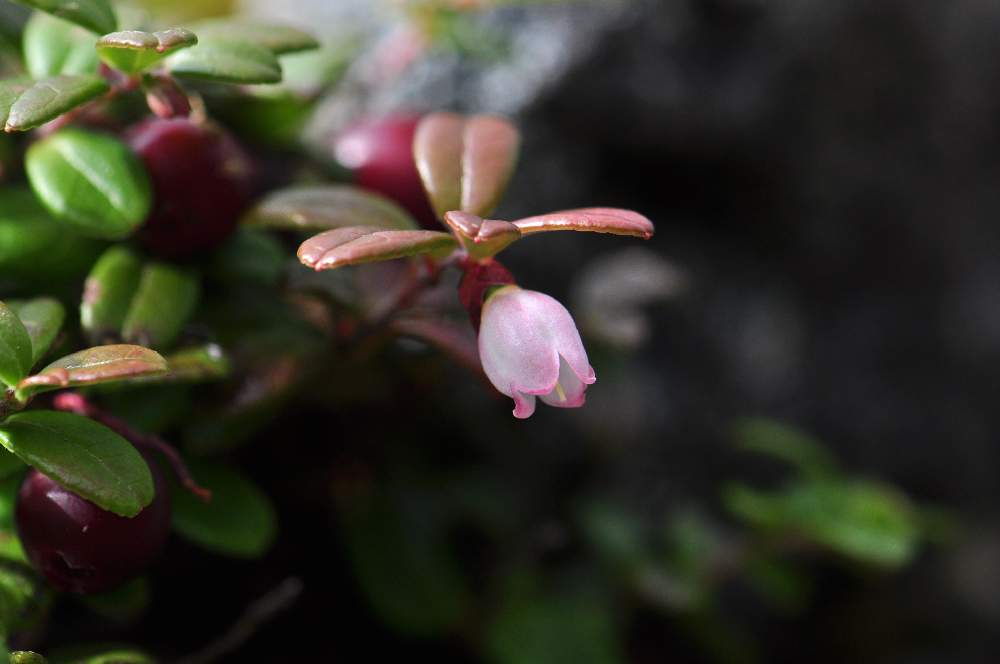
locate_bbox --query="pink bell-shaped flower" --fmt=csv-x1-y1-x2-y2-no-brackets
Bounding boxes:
478,285,596,419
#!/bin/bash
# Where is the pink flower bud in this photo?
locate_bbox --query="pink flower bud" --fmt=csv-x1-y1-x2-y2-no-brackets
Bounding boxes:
478,286,596,419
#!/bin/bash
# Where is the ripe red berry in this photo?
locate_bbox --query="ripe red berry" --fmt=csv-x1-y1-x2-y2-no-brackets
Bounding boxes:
126,118,255,258
15,458,171,594
333,113,439,229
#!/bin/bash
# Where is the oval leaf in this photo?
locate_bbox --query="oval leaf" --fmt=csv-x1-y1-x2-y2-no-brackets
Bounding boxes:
2,74,108,132
26,128,151,238
23,12,100,78
97,28,197,74
191,19,318,55
171,461,277,558
414,113,520,219
0,301,33,388
12,0,117,35
442,210,520,259
0,410,152,517
512,208,655,239
7,298,65,366
297,227,456,271
15,344,168,399
81,246,142,343
244,184,417,232
414,112,463,219
167,38,281,84
121,263,200,350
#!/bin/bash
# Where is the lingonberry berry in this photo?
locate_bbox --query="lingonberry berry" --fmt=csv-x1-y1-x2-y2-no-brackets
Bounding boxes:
15,457,171,594
333,113,438,229
127,118,255,258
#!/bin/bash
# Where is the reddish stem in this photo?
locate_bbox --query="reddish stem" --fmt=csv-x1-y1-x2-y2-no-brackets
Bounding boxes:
53,392,211,502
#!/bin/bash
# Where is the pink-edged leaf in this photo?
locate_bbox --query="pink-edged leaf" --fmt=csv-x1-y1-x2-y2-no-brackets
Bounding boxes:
15,344,168,400
442,210,521,259
390,315,483,376
243,184,417,232
414,112,464,218
512,208,654,240
414,113,520,219
297,226,457,271
461,115,520,218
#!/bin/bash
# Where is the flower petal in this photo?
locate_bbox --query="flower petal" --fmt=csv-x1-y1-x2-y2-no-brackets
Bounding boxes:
540,356,590,409
478,286,561,397
512,390,537,419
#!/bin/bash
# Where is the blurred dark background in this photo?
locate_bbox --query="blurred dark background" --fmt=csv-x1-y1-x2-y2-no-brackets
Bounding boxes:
25,0,1000,661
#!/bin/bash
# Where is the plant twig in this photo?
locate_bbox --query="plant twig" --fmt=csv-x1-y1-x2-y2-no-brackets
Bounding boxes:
52,392,211,502
175,577,304,664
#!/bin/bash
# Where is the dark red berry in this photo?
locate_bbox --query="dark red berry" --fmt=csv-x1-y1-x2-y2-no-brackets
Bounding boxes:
127,118,255,258
333,113,439,229
15,458,171,594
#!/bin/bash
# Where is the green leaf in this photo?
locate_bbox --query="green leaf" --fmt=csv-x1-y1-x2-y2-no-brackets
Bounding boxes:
297,227,456,271
12,0,116,35
190,19,317,55
96,28,196,74
49,646,153,664
167,38,281,84
81,246,142,344
0,187,104,285
0,410,152,517
209,228,287,288
1,75,108,132
724,480,920,568
244,184,418,232
0,302,32,388
486,585,623,664
25,128,151,238
731,418,837,478
121,263,199,350
337,482,470,636
0,564,38,641
0,475,27,562
23,12,99,78
9,651,46,664
78,577,148,622
6,299,64,367
171,461,276,558
15,344,168,399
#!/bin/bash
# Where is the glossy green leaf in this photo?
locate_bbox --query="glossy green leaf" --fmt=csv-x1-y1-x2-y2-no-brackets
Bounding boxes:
0,475,27,562
0,450,24,482
6,298,65,366
49,645,153,664
167,38,281,84
731,418,837,479
171,461,277,558
724,480,920,568
161,344,228,382
244,184,417,232
0,410,153,517
78,577,148,622
209,228,287,287
0,188,104,285
15,344,168,399
0,564,38,639
1,75,108,132
81,246,142,343
191,19,317,55
0,302,32,388
10,652,47,664
297,227,456,271
414,112,520,219
96,28,196,74
25,128,151,238
121,263,199,350
23,12,99,78
12,0,116,34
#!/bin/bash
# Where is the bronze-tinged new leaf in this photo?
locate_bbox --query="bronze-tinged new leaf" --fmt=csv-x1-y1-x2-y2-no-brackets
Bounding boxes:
414,112,463,218
442,211,520,259
244,184,417,232
1,75,109,132
414,113,519,220
15,344,168,399
97,28,198,74
298,227,457,271
460,116,520,217
512,208,655,240
190,19,318,55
